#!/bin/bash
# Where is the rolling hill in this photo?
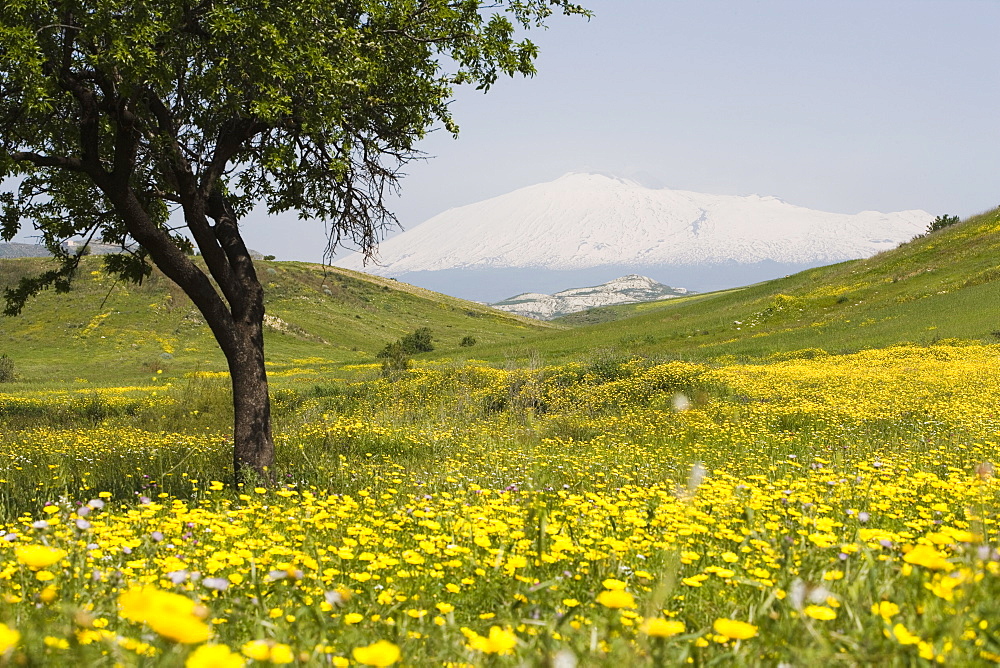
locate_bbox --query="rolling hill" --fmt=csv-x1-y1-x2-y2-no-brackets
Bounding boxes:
2,204,998,386
0,258,555,385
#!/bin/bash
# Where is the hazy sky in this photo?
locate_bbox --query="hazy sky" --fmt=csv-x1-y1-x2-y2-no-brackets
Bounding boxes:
12,1,1000,263
242,0,1000,263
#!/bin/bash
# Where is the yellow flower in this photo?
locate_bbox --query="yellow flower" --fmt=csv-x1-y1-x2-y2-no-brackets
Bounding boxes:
889,623,922,645
467,626,518,655
269,644,294,664
602,578,628,590
186,644,245,668
352,640,401,666
641,618,686,638
871,601,900,621
344,613,364,624
241,640,271,661
159,614,212,645
0,624,20,653
902,544,949,570
713,618,758,640
15,545,66,570
596,589,636,609
118,586,210,644
803,605,836,621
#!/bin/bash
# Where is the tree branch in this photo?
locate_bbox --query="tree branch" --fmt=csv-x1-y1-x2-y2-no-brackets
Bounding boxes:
11,152,85,171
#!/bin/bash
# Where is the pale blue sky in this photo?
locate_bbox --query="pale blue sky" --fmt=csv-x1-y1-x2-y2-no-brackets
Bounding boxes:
12,1,1000,262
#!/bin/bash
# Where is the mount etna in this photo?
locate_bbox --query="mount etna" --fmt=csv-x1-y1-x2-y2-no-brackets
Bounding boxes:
337,172,932,302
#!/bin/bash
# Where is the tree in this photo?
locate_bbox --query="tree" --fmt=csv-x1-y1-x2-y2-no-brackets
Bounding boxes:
928,214,960,234
0,0,589,481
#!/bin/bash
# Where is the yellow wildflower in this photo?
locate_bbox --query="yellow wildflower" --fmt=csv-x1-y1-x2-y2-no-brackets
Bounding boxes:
118,586,210,644
713,618,758,640
14,545,66,570
902,544,949,570
871,601,900,621
467,626,518,655
888,623,922,645
596,589,636,609
352,640,401,666
0,624,20,653
186,644,245,668
803,605,836,621
641,618,686,638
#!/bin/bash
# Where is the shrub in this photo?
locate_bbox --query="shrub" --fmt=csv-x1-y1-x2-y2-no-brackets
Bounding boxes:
0,355,13,383
460,335,477,347
928,214,960,233
378,341,412,377
376,328,434,377
400,327,434,354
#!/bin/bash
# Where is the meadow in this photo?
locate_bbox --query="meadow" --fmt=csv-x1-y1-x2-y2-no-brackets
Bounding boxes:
3,341,1000,666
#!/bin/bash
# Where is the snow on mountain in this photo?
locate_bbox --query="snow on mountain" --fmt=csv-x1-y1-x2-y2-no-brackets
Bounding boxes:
491,274,690,320
335,173,933,274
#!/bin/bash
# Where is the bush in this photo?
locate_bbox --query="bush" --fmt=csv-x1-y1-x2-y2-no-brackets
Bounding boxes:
0,355,13,383
378,341,412,377
928,214,960,233
400,327,434,354
460,335,477,347
376,327,434,377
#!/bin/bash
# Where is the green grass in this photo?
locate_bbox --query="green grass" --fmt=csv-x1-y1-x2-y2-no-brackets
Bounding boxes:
4,211,1000,665
4,206,1000,388
0,258,554,386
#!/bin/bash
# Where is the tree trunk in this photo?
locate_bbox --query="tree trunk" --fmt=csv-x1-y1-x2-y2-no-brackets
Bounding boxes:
102,183,277,484
224,293,275,485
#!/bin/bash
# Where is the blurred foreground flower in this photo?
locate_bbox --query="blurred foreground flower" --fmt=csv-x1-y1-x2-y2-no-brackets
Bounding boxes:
14,545,66,570
118,586,210,644
713,618,758,640
0,624,20,653
186,644,244,668
352,640,401,666
641,618,686,638
241,640,293,663
596,589,636,609
466,626,518,655
903,544,950,570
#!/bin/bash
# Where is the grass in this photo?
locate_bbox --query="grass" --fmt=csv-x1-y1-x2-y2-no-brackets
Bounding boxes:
0,257,554,386
2,209,1000,664
3,346,1000,665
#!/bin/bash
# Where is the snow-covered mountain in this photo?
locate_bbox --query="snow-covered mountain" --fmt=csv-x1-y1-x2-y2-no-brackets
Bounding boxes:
334,173,933,301
491,275,690,320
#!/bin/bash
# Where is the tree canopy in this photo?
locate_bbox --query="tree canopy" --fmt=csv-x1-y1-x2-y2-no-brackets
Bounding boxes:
0,0,589,480
1,0,589,289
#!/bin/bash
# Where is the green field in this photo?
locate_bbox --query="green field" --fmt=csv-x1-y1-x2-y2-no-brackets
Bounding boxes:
2,210,1000,666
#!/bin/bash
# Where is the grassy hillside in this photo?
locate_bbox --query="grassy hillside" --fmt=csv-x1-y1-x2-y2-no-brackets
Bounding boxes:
468,207,1000,363
3,206,999,385
0,257,555,385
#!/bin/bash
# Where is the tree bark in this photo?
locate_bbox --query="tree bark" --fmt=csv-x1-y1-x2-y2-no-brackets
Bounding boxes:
102,186,276,484
226,302,276,484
